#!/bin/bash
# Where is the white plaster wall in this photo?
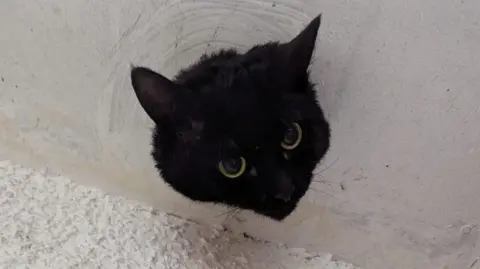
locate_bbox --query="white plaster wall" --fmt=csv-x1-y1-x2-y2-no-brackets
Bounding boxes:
0,0,479,268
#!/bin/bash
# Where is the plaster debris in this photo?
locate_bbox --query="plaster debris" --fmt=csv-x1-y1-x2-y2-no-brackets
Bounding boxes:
0,160,359,269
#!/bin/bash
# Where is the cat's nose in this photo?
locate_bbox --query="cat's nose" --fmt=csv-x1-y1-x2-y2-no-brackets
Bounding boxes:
274,173,295,202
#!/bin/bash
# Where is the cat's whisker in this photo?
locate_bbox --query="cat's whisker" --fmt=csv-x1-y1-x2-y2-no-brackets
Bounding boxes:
312,174,335,184
316,157,339,174
312,174,336,188
215,208,233,218
224,208,242,224
216,207,239,218
308,187,333,198
311,181,334,192
312,180,335,187
308,187,337,209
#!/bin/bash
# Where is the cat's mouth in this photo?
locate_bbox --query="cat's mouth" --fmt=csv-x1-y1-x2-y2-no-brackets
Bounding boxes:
248,194,300,221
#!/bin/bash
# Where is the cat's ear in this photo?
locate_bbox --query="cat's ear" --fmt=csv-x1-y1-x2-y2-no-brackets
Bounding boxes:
279,14,321,75
131,66,182,122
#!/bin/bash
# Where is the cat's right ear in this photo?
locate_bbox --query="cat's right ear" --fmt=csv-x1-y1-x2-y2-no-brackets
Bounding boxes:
131,66,181,122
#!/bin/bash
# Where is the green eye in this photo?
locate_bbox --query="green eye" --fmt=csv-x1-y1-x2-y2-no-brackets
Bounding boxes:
281,122,302,150
218,157,247,178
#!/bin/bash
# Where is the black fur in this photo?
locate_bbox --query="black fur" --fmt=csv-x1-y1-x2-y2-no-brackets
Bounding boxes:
130,15,330,220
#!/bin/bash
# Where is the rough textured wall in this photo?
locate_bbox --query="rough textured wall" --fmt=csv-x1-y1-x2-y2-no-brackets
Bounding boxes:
0,160,359,269
0,0,479,268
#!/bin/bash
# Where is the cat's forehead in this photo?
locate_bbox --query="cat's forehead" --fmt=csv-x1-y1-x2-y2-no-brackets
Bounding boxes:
199,94,285,147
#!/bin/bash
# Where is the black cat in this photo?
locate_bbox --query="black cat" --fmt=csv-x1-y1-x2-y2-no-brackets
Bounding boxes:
130,14,330,220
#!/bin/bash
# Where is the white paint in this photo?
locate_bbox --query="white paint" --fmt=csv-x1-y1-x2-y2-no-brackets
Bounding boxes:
0,0,479,268
0,160,357,269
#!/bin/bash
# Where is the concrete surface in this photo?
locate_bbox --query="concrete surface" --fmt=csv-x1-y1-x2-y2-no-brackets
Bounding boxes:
0,160,359,269
0,0,479,268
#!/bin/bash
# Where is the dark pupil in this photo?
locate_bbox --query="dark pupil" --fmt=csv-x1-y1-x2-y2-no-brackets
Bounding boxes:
223,158,241,174
284,126,298,145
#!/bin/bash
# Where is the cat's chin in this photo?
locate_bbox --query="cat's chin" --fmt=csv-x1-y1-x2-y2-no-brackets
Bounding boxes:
254,202,298,221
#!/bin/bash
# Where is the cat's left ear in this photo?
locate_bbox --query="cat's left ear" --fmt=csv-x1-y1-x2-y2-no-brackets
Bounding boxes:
279,14,322,77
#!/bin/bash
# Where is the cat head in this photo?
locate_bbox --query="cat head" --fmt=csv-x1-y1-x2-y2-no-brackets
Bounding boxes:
130,15,330,220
